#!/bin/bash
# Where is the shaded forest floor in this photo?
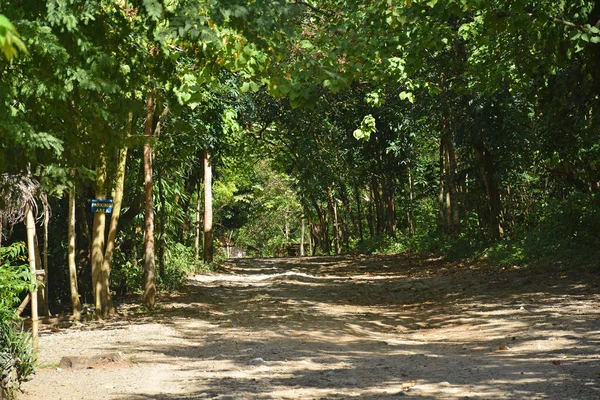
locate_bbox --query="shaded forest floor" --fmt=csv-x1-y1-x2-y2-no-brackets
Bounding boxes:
19,254,600,399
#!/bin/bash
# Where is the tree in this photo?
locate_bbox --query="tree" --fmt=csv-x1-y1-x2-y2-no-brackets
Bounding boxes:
0,14,27,60
142,88,157,308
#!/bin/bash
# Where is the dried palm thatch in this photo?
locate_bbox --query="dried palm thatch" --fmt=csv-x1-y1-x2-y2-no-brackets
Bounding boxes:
0,173,39,224
0,174,42,397
0,173,49,247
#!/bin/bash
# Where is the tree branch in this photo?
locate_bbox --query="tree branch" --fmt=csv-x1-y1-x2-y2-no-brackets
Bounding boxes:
548,16,597,32
496,11,599,33
292,0,330,17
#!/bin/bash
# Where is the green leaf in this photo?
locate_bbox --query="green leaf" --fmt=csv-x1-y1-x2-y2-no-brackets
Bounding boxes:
143,0,163,20
300,40,314,50
354,114,376,141
0,14,28,60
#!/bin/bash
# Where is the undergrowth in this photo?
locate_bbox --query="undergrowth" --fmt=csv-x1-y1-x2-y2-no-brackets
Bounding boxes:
0,242,36,399
351,195,600,270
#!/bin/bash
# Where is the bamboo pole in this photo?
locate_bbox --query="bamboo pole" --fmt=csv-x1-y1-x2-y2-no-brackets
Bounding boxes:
25,205,39,350
15,293,30,317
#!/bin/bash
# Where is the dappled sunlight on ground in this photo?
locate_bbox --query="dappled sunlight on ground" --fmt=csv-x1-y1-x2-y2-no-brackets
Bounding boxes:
20,254,600,399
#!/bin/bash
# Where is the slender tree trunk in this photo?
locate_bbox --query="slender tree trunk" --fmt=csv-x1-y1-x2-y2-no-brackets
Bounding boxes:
195,179,202,261
203,148,214,263
157,166,166,280
91,155,107,316
367,185,375,238
312,200,329,253
68,178,82,320
33,235,48,316
153,106,169,279
76,198,91,278
407,168,416,236
445,136,460,234
474,140,504,240
300,215,305,256
384,174,396,235
440,72,460,235
41,201,49,316
284,213,290,242
327,186,341,255
438,140,446,233
308,220,314,256
354,181,364,242
101,145,128,316
142,90,156,308
371,176,383,235
25,205,39,350
339,186,358,237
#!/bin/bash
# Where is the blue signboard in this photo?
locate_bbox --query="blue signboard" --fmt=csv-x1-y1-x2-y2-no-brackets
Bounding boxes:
91,199,113,213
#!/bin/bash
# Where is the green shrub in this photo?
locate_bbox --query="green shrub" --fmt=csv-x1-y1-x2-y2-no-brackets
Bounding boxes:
350,235,409,255
159,242,193,291
0,243,32,309
0,242,36,399
111,252,143,295
0,309,35,399
519,194,600,267
160,243,217,291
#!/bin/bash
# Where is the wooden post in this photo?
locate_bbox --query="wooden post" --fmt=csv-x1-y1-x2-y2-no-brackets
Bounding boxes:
25,205,39,350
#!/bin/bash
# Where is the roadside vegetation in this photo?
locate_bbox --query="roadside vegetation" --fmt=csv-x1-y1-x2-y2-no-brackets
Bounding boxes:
1,1,599,397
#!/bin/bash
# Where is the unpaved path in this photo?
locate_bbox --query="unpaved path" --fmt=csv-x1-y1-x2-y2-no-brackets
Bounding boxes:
19,255,600,399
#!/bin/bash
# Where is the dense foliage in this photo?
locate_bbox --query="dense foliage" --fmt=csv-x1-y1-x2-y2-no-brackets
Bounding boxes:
1,0,599,393
0,243,35,399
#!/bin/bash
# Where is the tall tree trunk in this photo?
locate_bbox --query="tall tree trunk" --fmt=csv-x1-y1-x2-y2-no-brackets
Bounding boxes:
75,198,91,304
41,201,49,316
367,185,375,238
91,154,107,316
157,167,166,280
440,72,460,235
407,168,416,236
308,218,314,256
338,186,355,248
312,200,329,253
474,140,504,240
438,140,446,233
203,148,214,263
101,145,128,316
195,179,202,261
384,174,396,235
327,186,341,255
25,205,39,350
371,176,383,235
444,135,460,234
142,90,156,309
284,213,290,242
300,215,305,256
68,177,82,320
153,106,169,279
353,180,364,242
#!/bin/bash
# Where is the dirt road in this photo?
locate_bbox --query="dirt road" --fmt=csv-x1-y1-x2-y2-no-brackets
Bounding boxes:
19,255,600,399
